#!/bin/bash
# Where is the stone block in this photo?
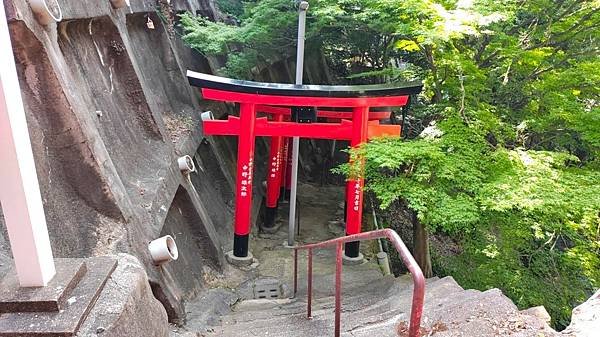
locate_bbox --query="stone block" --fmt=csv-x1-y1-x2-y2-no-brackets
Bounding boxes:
0,257,117,337
0,259,86,313
562,289,600,337
225,250,254,267
342,252,364,266
76,254,169,337
521,306,552,324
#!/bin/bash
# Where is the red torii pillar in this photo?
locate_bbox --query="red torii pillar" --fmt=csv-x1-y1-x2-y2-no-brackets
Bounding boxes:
232,103,256,257
188,71,421,262
344,106,369,258
264,114,285,229
280,137,290,202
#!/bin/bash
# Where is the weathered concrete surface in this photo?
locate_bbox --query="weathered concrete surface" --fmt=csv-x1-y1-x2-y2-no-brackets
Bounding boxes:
155,186,222,312
0,259,86,313
2,0,241,323
0,257,117,337
212,268,563,337
77,254,169,337
521,306,552,325
0,210,11,280
179,288,239,334
174,182,587,337
9,19,127,257
191,141,235,248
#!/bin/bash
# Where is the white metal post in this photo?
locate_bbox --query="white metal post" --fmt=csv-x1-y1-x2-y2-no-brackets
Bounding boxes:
0,3,56,287
288,1,309,246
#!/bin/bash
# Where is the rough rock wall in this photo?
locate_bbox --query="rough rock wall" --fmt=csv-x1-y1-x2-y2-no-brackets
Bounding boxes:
0,0,339,325
0,0,240,323
77,254,171,337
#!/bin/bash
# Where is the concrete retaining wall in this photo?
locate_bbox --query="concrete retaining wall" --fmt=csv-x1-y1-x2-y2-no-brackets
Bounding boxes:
0,0,337,325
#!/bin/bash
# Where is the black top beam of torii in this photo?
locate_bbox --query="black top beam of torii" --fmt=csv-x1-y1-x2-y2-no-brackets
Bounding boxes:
187,71,423,99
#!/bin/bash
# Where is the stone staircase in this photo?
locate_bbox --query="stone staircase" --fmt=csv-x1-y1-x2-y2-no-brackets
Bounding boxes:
171,244,565,337
170,183,580,337
209,274,560,337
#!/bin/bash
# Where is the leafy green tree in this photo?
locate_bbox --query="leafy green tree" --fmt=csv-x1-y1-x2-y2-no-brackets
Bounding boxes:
338,0,600,328
180,0,301,78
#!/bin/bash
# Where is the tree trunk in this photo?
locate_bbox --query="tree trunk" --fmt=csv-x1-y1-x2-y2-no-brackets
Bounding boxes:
412,213,433,278
424,46,443,104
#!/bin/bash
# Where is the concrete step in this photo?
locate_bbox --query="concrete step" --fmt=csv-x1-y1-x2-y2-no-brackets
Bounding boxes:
350,287,561,337
290,254,388,298
212,276,465,336
209,273,560,337
226,274,411,322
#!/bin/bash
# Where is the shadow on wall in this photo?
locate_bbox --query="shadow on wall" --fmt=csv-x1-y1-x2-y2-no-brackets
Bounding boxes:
10,21,125,257
191,140,235,245
156,186,221,303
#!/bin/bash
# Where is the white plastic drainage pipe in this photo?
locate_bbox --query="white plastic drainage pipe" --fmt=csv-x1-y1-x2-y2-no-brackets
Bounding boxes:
29,0,62,25
201,110,214,121
148,235,179,265
109,0,131,9
178,155,196,175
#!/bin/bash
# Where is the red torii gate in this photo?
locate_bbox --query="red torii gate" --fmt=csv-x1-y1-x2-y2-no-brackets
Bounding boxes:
187,71,422,262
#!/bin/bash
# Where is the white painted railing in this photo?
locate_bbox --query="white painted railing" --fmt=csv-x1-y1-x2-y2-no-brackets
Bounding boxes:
0,2,56,287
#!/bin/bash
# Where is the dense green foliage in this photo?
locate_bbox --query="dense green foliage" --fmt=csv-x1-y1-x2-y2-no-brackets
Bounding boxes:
352,120,599,328
215,0,244,17
180,0,599,329
180,1,302,78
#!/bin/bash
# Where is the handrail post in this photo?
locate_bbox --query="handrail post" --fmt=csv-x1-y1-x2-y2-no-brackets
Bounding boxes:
307,248,313,319
384,229,425,337
293,229,425,337
334,242,342,337
408,274,425,337
293,249,298,296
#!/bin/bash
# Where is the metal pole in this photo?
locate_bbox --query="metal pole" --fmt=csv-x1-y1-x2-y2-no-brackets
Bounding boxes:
334,242,343,337
293,249,298,295
307,247,313,318
0,2,56,287
288,1,309,246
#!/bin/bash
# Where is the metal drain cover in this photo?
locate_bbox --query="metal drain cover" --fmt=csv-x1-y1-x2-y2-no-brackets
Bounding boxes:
253,278,283,299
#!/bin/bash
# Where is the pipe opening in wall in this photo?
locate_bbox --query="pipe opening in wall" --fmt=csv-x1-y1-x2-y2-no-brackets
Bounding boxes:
201,111,214,121
178,155,196,174
165,236,177,258
149,235,179,265
30,0,63,25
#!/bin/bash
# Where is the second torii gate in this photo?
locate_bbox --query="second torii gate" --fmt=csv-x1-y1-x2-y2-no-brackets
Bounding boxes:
187,71,422,262
256,105,398,231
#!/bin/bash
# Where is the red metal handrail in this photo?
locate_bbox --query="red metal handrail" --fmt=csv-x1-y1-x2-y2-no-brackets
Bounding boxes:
292,228,425,337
